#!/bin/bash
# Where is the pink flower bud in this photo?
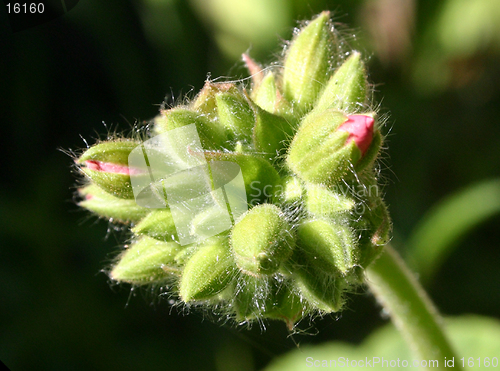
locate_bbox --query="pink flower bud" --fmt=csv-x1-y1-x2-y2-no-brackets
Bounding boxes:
338,115,374,156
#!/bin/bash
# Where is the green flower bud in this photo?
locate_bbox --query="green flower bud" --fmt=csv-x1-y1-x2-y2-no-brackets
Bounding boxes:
305,183,355,217
282,11,335,113
251,72,293,118
234,275,305,329
174,244,199,266
242,53,264,87
78,140,140,199
132,209,178,242
191,81,237,116
154,107,228,150
215,91,255,144
287,111,379,185
313,52,368,114
110,236,183,284
190,204,235,239
179,236,236,302
78,184,150,223
294,265,344,313
253,106,296,161
264,282,306,329
234,274,271,321
297,218,357,276
273,176,304,205
231,204,295,276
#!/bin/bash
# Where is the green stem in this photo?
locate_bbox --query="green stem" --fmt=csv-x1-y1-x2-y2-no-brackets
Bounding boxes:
366,245,462,370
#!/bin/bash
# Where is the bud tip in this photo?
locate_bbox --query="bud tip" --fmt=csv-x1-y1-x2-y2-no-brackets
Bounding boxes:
84,160,144,176
338,115,374,155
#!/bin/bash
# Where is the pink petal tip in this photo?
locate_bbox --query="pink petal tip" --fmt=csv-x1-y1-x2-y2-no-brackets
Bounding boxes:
338,115,375,156
85,160,131,175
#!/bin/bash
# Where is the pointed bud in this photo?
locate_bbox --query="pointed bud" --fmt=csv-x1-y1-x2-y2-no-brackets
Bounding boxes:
174,244,199,266
190,204,236,239
263,281,306,330
273,176,304,205
234,275,305,329
297,218,357,276
154,108,228,150
253,106,296,160
110,236,183,284
242,53,264,87
287,111,379,184
78,184,150,223
313,52,368,114
179,236,236,301
282,11,335,113
305,184,355,216
294,265,344,313
132,209,179,242
191,81,237,117
215,91,255,144
78,140,140,199
230,204,295,276
250,72,293,117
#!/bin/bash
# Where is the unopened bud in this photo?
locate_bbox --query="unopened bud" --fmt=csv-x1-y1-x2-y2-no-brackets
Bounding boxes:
253,106,296,160
154,107,228,150
230,204,295,276
283,11,335,113
234,275,305,329
78,140,140,199
132,209,179,242
273,176,304,205
287,111,379,184
78,184,150,223
179,236,236,301
215,91,255,144
110,236,183,284
305,184,355,216
313,52,368,114
294,265,344,313
297,218,357,276
251,72,293,118
191,81,237,116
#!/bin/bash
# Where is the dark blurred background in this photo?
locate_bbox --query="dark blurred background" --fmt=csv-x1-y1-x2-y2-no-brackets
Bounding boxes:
1,0,499,370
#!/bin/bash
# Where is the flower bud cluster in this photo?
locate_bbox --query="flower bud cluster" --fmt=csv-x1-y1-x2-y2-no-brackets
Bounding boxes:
75,11,390,329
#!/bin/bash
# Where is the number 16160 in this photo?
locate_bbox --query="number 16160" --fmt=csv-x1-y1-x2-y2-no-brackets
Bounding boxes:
6,3,45,14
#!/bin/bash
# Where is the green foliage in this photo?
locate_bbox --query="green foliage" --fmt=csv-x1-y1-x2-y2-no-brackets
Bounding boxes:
264,315,500,371
405,178,500,283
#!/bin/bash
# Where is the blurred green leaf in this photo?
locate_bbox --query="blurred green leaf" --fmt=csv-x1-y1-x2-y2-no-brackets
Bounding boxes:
405,178,500,283
412,0,500,93
188,0,292,60
263,315,500,370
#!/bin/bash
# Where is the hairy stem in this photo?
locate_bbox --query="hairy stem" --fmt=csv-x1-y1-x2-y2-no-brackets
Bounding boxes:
366,245,462,370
